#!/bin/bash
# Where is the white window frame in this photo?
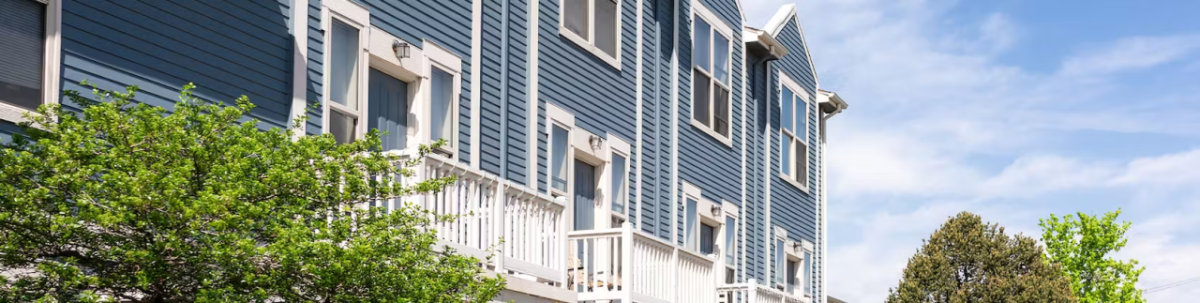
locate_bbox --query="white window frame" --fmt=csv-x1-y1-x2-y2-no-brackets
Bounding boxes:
558,0,622,69
422,41,463,157
799,239,815,298
607,133,632,223
773,226,792,289
682,181,722,255
778,72,810,192
0,0,61,124
547,102,577,198
721,202,740,282
689,0,734,146
321,0,370,143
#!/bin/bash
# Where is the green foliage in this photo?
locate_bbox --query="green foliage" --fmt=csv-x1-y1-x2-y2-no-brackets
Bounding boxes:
1040,209,1144,303
0,83,504,302
886,212,1077,303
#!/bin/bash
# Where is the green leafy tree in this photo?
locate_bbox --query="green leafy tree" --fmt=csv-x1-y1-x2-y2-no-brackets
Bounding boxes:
886,212,1076,303
1040,209,1145,303
0,83,504,302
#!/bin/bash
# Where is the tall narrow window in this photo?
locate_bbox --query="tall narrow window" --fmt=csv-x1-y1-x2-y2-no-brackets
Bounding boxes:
803,251,813,296
327,19,362,144
775,239,785,286
0,0,48,113
430,67,454,146
611,153,627,214
691,10,731,140
560,0,620,65
725,216,736,266
551,125,570,193
685,198,698,251
780,80,809,188
787,260,798,294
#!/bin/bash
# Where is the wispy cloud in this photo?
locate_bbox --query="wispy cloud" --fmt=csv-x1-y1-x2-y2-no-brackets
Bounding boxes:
1058,35,1200,77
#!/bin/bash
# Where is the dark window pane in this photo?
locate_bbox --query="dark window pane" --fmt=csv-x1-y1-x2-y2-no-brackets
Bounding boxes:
693,18,711,70
564,0,589,40
595,0,618,56
796,94,806,143
693,71,710,126
787,260,798,293
700,224,715,255
0,0,46,111
796,143,807,184
714,86,730,136
329,110,356,144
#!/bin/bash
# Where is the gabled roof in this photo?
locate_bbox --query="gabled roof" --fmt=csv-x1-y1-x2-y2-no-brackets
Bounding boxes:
760,4,821,89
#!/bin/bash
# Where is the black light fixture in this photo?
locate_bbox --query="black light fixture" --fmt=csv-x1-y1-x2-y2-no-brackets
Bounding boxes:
392,40,410,58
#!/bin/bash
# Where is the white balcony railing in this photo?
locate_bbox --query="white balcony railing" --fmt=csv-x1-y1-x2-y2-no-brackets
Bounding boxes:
717,280,811,303
378,153,566,284
567,223,717,303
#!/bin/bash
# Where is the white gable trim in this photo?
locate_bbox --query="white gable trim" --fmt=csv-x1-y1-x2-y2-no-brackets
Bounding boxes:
762,4,821,89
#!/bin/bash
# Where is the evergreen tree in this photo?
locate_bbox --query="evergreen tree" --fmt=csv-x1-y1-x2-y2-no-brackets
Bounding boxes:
886,212,1076,303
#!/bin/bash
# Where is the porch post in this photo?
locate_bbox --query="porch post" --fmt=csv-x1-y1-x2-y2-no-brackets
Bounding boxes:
621,222,635,302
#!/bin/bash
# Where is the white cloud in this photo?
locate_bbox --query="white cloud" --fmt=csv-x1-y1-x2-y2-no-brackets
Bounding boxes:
1113,148,1200,186
1058,35,1200,77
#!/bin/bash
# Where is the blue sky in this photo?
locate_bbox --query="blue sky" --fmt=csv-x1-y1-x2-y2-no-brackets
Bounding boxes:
743,0,1200,302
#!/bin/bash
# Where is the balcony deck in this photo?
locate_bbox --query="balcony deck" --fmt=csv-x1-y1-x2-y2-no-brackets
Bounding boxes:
567,223,718,303
717,280,811,303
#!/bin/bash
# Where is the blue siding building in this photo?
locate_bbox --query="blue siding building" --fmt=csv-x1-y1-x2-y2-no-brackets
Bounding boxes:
0,0,849,302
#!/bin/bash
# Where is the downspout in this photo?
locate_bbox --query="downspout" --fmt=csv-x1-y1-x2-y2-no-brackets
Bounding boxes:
754,50,780,284
818,96,842,303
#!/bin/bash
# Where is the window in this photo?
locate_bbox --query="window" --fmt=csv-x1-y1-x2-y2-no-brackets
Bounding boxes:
423,42,462,154
551,125,570,193
325,17,364,144
803,251,813,297
786,260,798,293
0,0,58,122
560,0,620,66
775,239,785,286
779,75,809,189
611,153,627,214
685,198,698,251
700,223,715,255
691,7,732,142
724,216,736,266
430,67,454,147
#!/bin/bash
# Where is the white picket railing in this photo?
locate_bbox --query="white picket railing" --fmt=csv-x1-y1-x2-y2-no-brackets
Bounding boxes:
567,223,718,303
379,152,566,284
717,280,810,303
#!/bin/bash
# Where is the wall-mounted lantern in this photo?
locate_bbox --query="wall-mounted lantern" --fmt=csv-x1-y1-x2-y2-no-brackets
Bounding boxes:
392,41,410,59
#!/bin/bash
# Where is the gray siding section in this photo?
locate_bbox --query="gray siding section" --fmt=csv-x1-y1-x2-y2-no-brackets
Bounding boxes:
59,0,294,131
504,0,529,185
479,0,504,175
305,0,324,135
746,50,771,283
769,17,822,298
637,0,675,240
359,0,473,163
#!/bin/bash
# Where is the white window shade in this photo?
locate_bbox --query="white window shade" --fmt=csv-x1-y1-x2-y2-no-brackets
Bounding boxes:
0,0,47,111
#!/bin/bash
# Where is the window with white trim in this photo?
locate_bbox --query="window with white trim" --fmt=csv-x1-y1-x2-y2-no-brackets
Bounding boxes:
424,43,462,155
611,152,628,214
560,0,620,66
324,8,367,144
691,5,732,141
780,75,809,189
724,215,736,266
0,0,59,123
550,124,570,194
802,250,813,297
